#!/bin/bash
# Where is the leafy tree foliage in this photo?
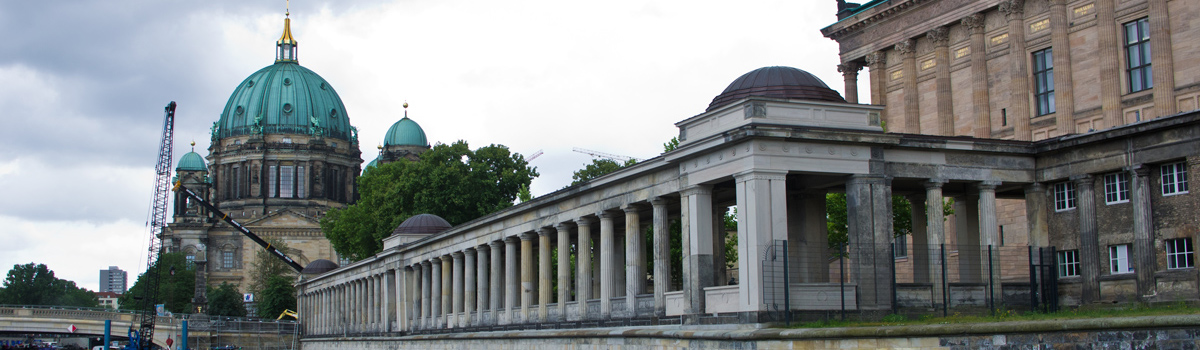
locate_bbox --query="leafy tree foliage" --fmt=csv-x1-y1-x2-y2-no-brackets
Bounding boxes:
570,158,635,186
207,282,246,317
663,137,680,153
322,141,538,261
0,263,97,307
255,275,296,319
121,253,195,313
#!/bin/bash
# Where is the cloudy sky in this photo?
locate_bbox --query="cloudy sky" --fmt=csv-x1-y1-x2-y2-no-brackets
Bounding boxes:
0,0,853,292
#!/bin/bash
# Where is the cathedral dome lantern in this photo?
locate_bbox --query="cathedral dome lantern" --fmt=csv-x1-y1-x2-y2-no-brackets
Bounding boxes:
276,13,299,63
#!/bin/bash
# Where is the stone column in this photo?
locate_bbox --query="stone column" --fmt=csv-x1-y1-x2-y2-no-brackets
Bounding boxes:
962,13,992,138
624,204,646,315
599,211,616,318
650,197,671,317
1131,165,1157,300
490,240,504,316
956,192,982,283
734,171,789,312
1149,0,1176,118
1000,0,1032,140
791,192,829,283
575,217,593,319
538,228,553,321
929,26,955,136
910,193,930,283
1096,0,1123,128
1074,175,1100,304
1049,0,1076,135
839,62,862,104
421,261,432,327
846,175,894,309
978,181,1002,303
441,255,453,327
866,51,887,108
925,180,947,305
505,237,519,320
452,252,464,327
556,223,572,320
517,232,534,322
464,249,476,326
1025,183,1050,246
897,39,921,134
680,185,714,315
477,244,490,320
402,267,413,331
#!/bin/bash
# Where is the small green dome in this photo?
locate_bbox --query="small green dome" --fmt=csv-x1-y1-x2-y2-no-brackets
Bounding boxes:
215,62,354,141
177,151,207,172
384,117,428,147
363,157,380,175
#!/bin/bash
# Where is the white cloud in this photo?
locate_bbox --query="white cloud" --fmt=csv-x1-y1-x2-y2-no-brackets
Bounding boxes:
0,215,146,292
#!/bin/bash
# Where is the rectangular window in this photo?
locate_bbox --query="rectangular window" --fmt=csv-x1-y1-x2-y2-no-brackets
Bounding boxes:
280,165,295,198
223,251,234,269
1054,181,1077,211
1110,244,1133,274
1162,162,1189,196
1167,238,1194,269
894,235,908,258
1125,18,1152,93
232,167,241,199
297,165,306,198
268,165,278,198
1057,250,1080,277
1104,172,1130,204
1033,48,1056,116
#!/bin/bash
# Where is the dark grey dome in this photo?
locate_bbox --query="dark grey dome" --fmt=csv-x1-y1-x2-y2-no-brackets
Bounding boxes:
392,214,452,235
707,66,845,111
301,259,339,274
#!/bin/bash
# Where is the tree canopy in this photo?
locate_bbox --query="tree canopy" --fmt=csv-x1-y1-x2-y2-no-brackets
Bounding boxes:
255,275,296,319
322,141,538,261
249,238,297,318
0,263,97,308
121,252,195,313
207,282,246,317
570,158,635,186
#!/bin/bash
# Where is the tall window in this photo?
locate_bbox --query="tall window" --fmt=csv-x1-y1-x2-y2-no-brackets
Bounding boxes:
1167,238,1195,269
1033,48,1056,116
1104,172,1130,204
893,235,908,258
1057,250,1080,277
268,165,278,198
1162,162,1189,196
1125,18,1152,93
297,165,307,198
232,166,241,199
1110,244,1133,274
1054,181,1076,211
280,165,295,198
223,250,235,269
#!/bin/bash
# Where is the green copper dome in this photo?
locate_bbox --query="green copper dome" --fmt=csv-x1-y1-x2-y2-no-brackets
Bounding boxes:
363,156,379,175
214,61,354,142
177,151,207,172
384,117,428,147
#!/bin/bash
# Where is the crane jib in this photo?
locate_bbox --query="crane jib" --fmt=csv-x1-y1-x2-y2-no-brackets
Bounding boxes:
173,181,306,273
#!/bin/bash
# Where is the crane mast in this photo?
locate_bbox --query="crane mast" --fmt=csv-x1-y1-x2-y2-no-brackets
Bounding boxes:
131,101,176,350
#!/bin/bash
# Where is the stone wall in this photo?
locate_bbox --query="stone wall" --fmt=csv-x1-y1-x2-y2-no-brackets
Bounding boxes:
301,314,1200,350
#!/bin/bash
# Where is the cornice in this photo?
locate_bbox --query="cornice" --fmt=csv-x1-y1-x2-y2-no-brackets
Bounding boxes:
822,0,935,40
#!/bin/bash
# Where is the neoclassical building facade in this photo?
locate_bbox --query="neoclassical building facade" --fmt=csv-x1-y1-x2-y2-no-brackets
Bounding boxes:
295,63,1200,339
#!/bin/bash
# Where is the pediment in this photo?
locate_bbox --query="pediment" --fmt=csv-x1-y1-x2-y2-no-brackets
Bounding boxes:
242,208,321,228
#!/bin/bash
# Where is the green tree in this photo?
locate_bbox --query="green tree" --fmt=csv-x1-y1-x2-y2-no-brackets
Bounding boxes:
322,141,538,261
0,263,97,307
207,282,246,317
663,137,680,153
248,238,296,316
517,184,533,203
825,193,955,252
121,253,195,313
255,275,296,319
570,158,635,186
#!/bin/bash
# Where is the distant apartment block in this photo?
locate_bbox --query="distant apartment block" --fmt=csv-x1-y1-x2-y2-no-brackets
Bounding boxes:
99,266,127,294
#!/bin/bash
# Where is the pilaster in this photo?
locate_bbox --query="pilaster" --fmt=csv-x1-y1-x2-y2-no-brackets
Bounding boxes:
928,26,955,136
1001,0,1032,140
1074,174,1099,304
1148,0,1176,118
1096,0,1122,128
1049,0,1076,135
897,39,921,134
962,13,992,138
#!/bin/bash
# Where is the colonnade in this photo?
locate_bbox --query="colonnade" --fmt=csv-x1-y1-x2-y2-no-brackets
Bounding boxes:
301,271,396,335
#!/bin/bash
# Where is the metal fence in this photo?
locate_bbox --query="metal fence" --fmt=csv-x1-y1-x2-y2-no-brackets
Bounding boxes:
176,314,299,350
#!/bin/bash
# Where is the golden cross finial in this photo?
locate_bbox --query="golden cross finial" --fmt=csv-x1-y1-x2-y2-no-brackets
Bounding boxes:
286,0,291,17
403,101,409,118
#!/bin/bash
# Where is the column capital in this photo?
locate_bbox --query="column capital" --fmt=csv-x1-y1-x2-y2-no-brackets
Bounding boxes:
847,173,885,185
452,251,464,259
1024,182,1045,194
894,39,916,56
538,227,554,237
733,170,787,183
978,180,1002,190
597,210,617,219
464,247,477,256
961,13,986,32
575,217,594,226
999,0,1025,19
650,196,668,207
926,26,950,47
430,258,441,265
489,240,504,249
865,51,887,66
837,62,862,75
1070,174,1094,185
680,184,714,196
556,222,573,231
924,178,947,189
622,203,641,213
441,254,453,262
519,231,537,241
1130,164,1151,177
1046,0,1067,7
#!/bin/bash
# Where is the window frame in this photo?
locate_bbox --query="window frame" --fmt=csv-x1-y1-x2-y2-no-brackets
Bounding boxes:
1104,172,1131,205
1032,48,1056,116
1057,249,1080,277
1109,244,1133,274
1054,181,1077,212
1166,238,1194,270
1124,18,1152,93
1162,162,1189,196
223,250,235,269
893,234,908,259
